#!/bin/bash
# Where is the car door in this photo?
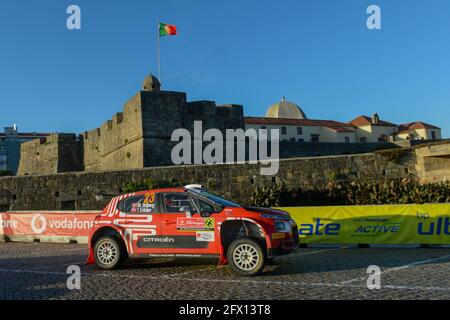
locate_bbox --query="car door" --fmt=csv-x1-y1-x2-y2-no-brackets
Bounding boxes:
159,192,219,257
116,192,164,257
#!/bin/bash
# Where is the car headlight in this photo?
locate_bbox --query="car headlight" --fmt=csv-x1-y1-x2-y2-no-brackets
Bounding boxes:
274,221,290,232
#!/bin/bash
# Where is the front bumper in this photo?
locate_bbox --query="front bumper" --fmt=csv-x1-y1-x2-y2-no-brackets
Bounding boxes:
268,225,299,257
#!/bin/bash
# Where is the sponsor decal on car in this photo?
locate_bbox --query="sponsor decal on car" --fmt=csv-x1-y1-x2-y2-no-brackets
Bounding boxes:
204,218,215,229
177,217,215,232
131,202,155,213
142,236,175,243
196,231,215,242
137,235,210,249
271,232,286,239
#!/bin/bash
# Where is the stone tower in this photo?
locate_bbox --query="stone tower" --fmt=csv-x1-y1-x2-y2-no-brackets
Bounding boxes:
142,74,161,92
17,74,245,174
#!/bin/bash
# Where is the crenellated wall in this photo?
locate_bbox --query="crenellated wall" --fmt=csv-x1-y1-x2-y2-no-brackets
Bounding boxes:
18,88,245,175
17,134,83,176
83,92,145,171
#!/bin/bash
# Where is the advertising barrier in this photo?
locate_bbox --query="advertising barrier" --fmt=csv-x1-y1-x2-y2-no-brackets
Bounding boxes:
0,211,100,244
0,213,5,242
280,204,450,245
1,204,450,245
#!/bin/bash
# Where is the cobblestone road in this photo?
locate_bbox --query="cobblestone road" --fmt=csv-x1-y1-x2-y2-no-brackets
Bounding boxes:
0,243,449,300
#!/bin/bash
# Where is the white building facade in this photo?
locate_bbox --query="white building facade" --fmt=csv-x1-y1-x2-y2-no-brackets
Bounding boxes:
244,98,442,144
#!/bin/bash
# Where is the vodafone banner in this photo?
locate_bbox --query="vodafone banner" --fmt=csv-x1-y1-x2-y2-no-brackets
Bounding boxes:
0,211,100,238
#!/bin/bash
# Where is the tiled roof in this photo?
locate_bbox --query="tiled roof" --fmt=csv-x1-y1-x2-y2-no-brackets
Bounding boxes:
348,115,397,127
245,117,355,132
397,122,440,134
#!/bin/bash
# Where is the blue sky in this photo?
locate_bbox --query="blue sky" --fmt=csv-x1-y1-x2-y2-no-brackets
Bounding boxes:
1,0,449,137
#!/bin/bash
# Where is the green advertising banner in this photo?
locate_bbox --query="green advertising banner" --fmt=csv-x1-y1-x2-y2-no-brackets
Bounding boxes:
280,204,450,244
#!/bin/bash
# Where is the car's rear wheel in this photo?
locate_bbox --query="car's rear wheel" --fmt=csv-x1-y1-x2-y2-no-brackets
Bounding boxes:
227,238,265,276
94,236,126,270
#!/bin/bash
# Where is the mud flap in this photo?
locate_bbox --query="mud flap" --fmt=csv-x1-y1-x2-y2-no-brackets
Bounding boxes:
86,247,95,264
218,242,228,265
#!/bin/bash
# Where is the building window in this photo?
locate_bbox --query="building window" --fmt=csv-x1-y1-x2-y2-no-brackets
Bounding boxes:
290,137,296,141
378,135,387,142
431,131,436,140
298,138,305,142
310,134,319,143
297,127,303,135
281,127,287,135
345,137,350,143
360,137,367,143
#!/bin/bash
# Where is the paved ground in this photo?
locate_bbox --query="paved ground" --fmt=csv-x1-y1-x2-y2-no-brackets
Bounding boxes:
0,242,449,300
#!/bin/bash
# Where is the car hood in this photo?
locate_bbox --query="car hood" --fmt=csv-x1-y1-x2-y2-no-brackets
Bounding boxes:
243,206,291,219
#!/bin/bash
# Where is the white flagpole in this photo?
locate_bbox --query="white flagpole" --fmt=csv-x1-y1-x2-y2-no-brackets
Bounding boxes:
157,20,161,82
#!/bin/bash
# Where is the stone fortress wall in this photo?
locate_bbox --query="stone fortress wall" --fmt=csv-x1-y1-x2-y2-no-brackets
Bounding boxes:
18,75,245,176
0,151,418,211
17,134,83,175
82,92,145,172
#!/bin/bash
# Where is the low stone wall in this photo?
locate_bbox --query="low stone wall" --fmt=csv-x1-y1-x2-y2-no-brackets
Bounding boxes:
0,152,416,211
414,142,450,183
278,141,396,158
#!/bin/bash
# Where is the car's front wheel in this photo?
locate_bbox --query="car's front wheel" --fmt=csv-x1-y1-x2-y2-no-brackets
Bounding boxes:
227,238,266,276
94,236,126,270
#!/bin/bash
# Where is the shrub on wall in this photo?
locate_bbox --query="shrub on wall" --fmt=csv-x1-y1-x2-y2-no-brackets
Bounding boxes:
250,178,450,207
120,177,450,208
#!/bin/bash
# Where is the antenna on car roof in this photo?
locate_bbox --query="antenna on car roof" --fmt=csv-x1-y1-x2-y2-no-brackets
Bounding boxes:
184,184,204,190
95,193,119,201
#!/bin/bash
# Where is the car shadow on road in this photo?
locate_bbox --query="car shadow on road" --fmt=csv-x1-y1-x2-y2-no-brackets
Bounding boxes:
117,257,219,270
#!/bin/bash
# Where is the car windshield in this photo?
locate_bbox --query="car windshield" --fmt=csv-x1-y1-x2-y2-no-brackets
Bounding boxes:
188,189,241,208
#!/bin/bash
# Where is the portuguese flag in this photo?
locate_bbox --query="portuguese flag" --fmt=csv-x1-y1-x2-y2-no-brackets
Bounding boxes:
159,22,177,36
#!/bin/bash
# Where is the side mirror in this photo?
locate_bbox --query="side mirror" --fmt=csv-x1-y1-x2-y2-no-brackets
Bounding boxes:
200,211,212,218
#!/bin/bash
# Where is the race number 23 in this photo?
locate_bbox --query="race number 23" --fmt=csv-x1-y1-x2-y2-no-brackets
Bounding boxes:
144,193,155,204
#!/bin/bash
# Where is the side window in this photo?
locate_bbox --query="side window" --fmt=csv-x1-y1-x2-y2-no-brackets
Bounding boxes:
118,193,157,214
163,193,198,214
198,200,216,214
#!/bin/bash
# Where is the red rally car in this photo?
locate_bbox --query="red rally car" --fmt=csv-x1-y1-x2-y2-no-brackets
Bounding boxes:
87,185,299,276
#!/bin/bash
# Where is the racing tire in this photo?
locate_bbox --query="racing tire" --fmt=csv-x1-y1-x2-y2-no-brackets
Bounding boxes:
94,236,127,270
227,238,266,276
